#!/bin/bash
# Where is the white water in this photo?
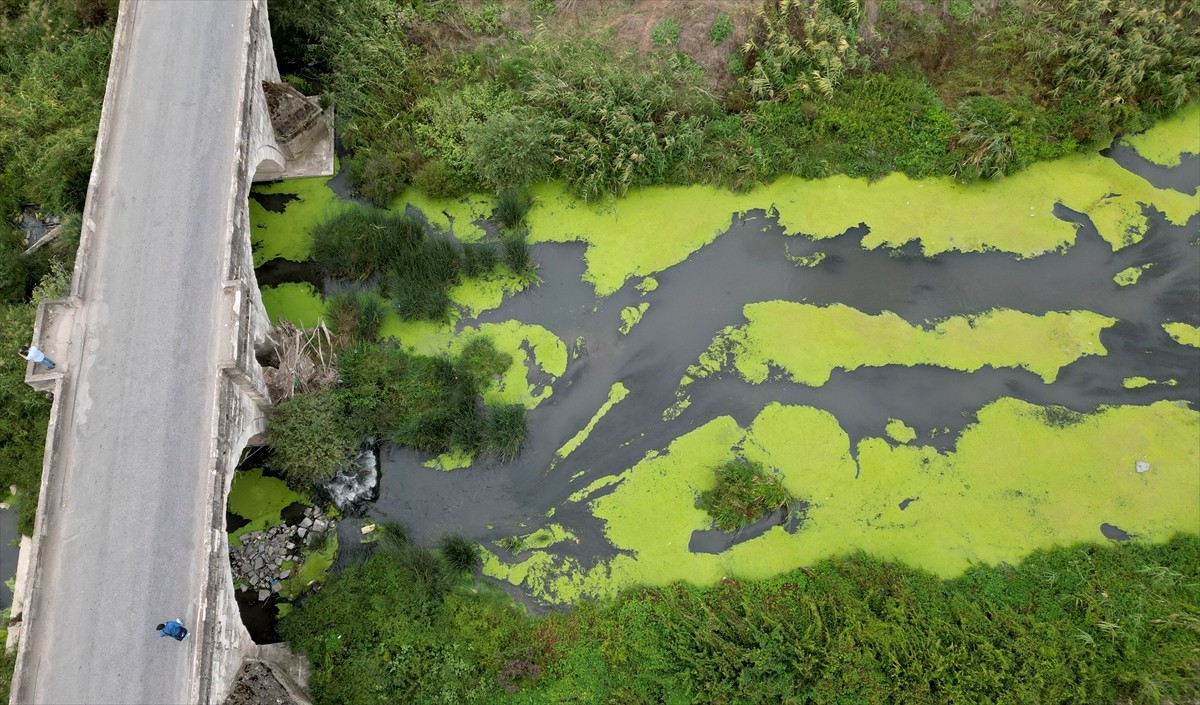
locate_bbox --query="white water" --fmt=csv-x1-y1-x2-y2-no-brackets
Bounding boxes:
321,446,378,510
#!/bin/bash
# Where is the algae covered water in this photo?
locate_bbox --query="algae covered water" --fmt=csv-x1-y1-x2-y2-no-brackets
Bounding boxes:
249,108,1200,609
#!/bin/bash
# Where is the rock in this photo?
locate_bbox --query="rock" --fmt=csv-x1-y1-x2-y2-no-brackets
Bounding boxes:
312,520,328,533
271,581,281,594
286,542,295,550
361,523,376,535
280,569,291,579
1136,461,1151,474
239,534,250,544
257,589,271,602
297,527,307,538
300,517,313,529
253,557,265,570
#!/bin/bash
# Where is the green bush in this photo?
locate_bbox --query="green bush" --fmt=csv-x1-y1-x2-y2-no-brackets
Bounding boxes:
651,18,681,47
469,109,555,191
709,13,734,45
500,229,534,278
267,390,359,491
0,302,52,534
335,338,526,461
698,458,793,531
741,0,866,102
283,534,1200,704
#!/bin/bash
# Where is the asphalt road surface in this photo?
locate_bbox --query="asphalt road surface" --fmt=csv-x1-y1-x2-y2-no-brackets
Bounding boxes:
16,2,247,703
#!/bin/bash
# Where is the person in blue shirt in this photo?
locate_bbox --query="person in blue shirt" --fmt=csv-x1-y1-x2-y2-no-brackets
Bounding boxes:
156,619,188,641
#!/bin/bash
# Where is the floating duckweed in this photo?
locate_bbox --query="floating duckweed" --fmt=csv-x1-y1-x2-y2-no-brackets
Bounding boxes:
687,303,1115,388
619,303,649,335
554,382,630,464
1121,102,1200,168
525,151,1199,296
249,175,341,265
423,449,474,471
636,277,659,294
485,399,1200,604
390,187,493,242
884,419,917,443
1163,322,1200,348
228,469,307,545
1122,377,1178,389
1114,264,1153,286
260,282,325,327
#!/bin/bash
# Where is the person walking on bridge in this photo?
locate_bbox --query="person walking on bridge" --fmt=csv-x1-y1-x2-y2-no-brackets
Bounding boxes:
18,344,55,370
156,619,189,642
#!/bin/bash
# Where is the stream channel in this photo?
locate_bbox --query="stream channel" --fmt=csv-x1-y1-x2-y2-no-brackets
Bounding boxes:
243,138,1199,634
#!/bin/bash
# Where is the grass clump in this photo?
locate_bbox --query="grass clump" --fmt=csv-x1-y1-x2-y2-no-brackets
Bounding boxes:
325,287,386,345
709,13,734,45
651,18,681,47
282,534,1200,704
698,458,793,531
493,188,534,231
438,533,482,574
312,204,536,322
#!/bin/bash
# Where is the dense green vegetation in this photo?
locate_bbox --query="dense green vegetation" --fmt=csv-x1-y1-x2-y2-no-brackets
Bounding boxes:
269,0,1198,203
0,0,114,538
698,458,794,531
282,532,1200,705
266,336,526,488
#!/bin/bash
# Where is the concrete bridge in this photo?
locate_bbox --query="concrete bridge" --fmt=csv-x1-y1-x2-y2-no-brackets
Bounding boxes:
8,1,330,702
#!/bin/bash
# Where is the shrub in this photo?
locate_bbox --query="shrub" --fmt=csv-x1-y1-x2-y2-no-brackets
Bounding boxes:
439,533,482,574
267,390,359,491
651,18,681,47
709,13,734,45
461,242,499,278
493,188,534,231
469,109,555,191
698,458,792,531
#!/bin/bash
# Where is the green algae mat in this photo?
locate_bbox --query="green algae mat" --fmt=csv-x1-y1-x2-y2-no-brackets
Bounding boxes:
249,104,1200,607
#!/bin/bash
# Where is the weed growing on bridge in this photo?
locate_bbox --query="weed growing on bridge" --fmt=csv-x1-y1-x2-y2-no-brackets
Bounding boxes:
281,532,1200,705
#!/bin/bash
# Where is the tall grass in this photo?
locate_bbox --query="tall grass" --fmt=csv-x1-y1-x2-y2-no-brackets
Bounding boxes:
493,188,534,231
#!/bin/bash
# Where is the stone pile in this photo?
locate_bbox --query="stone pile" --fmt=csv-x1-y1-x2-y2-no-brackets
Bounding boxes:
230,506,334,602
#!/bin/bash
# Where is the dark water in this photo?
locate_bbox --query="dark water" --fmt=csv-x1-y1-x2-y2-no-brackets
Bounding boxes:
1,507,17,611
253,142,1200,611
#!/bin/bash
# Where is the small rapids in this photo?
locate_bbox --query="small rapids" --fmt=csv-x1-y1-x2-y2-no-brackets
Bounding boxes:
320,445,379,511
